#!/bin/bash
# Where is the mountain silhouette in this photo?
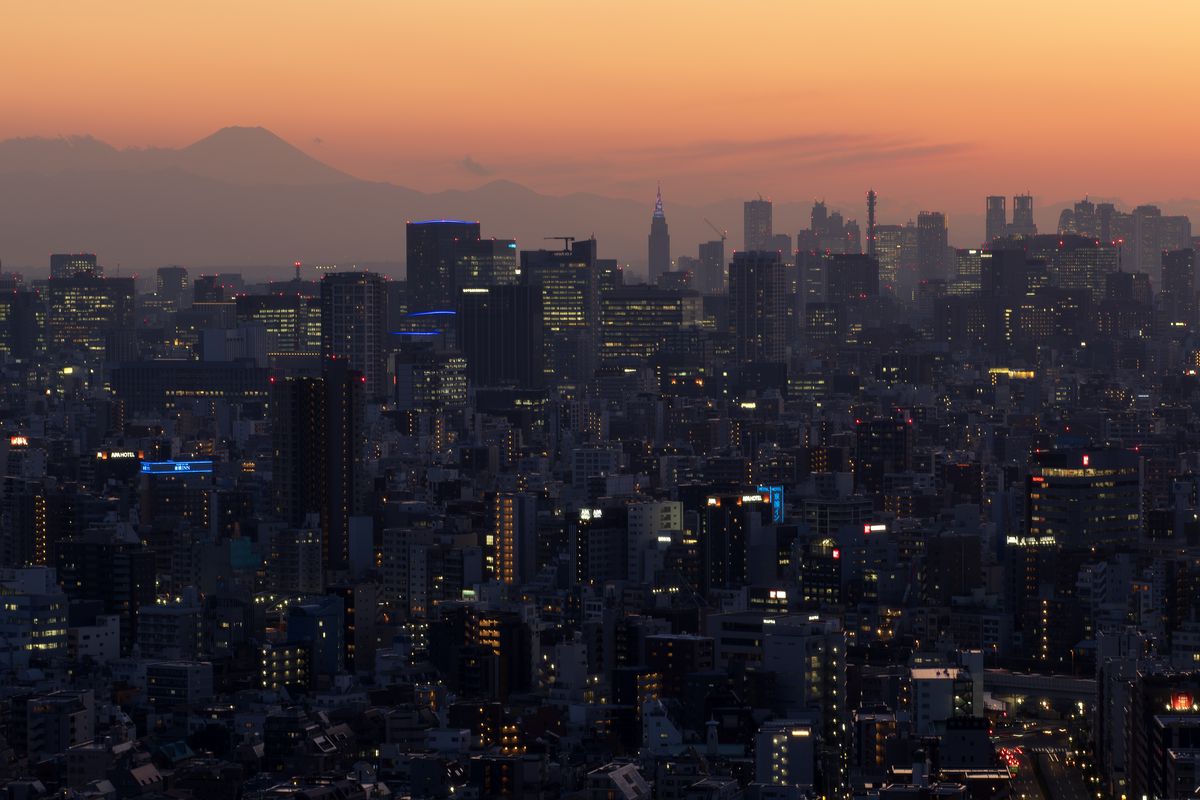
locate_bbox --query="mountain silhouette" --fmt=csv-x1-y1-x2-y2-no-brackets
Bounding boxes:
0,126,1112,277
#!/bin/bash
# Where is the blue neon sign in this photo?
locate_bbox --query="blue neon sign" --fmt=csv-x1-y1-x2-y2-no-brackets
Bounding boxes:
141,460,214,475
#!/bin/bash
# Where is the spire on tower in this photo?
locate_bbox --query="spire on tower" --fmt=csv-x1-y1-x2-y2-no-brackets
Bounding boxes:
654,184,665,218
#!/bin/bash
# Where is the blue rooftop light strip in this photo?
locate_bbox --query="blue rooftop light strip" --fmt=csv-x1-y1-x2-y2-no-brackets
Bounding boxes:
389,331,441,336
406,310,456,317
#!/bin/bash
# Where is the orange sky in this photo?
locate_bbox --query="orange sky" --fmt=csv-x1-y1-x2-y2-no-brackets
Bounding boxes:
4,1,1199,216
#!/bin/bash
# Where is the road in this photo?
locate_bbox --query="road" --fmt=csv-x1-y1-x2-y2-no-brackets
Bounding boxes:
994,720,1093,800
1037,750,1095,800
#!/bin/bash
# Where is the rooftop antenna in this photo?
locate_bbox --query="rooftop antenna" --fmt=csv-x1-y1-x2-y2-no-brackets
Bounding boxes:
544,236,575,252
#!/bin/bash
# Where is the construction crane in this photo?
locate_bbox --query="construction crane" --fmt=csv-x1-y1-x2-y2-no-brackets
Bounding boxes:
544,236,575,252
703,218,727,242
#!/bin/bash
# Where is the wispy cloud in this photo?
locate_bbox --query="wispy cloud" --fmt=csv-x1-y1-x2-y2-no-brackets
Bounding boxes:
459,155,493,176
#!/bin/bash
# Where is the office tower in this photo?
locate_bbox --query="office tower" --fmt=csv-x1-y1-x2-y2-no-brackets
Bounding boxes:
236,293,320,358
320,271,386,398
698,240,725,294
729,250,788,364
457,284,545,388
155,266,189,304
46,274,135,359
406,219,482,312
1027,450,1142,550
453,238,519,290
1049,235,1120,304
392,346,467,410
648,186,671,283
271,360,367,575
873,224,905,292
866,189,877,257
1010,194,1037,236
0,290,43,361
1132,204,1163,279
916,211,949,279
597,286,701,363
520,239,597,391
796,250,825,309
49,253,99,279
824,254,880,302
1161,215,1193,252
985,196,1007,243
1059,197,1097,238
744,199,773,251
1161,249,1196,331
953,249,983,294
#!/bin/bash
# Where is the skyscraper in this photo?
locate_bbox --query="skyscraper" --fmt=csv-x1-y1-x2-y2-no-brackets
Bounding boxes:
49,253,99,279
406,220,482,312
698,240,725,294
744,199,773,252
1010,194,1037,236
985,196,1007,243
873,224,905,293
648,186,671,283
271,359,367,576
453,238,518,290
457,284,545,388
155,266,189,305
866,189,877,257
520,239,597,391
46,274,135,359
320,271,386,399
916,211,949,280
1161,249,1196,331
729,250,787,364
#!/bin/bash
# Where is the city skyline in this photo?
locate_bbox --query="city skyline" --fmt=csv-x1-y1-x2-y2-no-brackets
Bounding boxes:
3,2,1199,215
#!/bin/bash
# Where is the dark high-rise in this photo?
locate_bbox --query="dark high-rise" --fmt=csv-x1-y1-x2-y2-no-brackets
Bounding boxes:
457,284,545,388
648,186,671,283
320,271,386,399
406,220,482,312
271,359,366,576
1010,194,1037,236
824,254,880,302
1162,249,1197,331
744,199,773,252
729,250,787,364
156,266,189,305
698,239,725,294
985,196,1007,243
916,211,949,279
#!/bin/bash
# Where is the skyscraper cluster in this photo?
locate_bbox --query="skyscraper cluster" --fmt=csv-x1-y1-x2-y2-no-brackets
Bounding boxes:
0,188,1198,800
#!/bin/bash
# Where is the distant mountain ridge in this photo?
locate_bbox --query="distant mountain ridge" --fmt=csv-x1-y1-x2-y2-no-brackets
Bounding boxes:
1,127,1190,278
0,126,358,186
